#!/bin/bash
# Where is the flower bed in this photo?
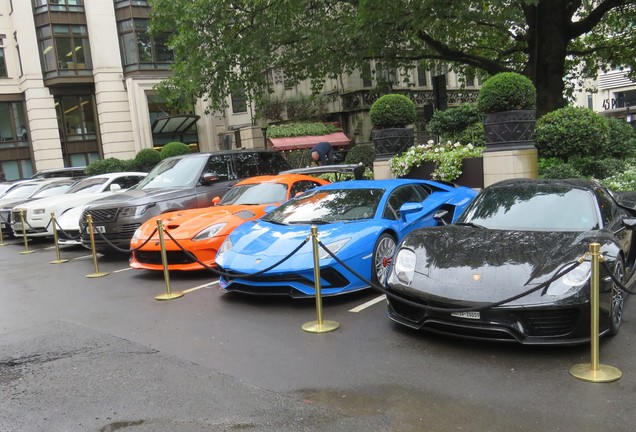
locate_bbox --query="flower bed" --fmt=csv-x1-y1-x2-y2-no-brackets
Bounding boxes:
390,140,485,183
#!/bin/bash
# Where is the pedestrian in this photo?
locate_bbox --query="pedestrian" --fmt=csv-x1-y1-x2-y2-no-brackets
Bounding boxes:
310,141,334,165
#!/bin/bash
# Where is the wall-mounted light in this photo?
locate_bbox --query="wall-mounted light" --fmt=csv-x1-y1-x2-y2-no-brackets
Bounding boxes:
627,104,633,123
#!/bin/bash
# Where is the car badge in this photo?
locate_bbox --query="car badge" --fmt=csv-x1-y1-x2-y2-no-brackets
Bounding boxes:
472,274,481,281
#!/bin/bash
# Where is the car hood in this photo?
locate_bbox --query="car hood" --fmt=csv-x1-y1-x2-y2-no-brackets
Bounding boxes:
396,226,613,304
217,219,382,271
12,191,115,212
138,204,271,239
0,197,34,210
85,187,194,209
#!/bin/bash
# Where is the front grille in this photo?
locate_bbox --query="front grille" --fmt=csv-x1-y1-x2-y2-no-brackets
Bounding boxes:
135,250,196,265
522,308,580,337
11,210,22,221
83,208,118,223
226,282,297,297
227,267,350,289
0,210,11,224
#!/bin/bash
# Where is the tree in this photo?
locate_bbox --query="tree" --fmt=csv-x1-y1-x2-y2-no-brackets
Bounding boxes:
149,0,636,117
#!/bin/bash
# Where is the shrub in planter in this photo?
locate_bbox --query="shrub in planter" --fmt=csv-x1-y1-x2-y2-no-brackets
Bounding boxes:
428,103,482,137
477,72,536,114
370,94,416,128
370,94,417,158
606,117,636,158
160,142,191,159
534,106,610,159
477,72,536,150
85,158,128,176
539,161,582,179
344,143,376,168
569,156,627,179
135,148,161,171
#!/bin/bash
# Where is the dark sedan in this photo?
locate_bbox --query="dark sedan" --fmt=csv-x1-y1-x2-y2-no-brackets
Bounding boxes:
386,178,636,345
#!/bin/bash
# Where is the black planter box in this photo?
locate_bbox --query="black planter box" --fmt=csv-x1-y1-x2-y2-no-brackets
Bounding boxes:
372,128,414,160
483,110,536,152
403,157,484,188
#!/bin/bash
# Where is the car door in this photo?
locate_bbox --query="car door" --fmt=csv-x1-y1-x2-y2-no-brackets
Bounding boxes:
194,153,239,207
382,184,436,233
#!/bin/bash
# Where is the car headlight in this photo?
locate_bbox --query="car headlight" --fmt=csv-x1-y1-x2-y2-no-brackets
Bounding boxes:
547,261,591,295
193,223,227,242
217,237,233,257
318,238,350,260
119,204,155,218
394,248,417,286
131,226,144,243
33,208,46,215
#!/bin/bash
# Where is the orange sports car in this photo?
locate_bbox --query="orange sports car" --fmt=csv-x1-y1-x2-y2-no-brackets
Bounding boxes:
129,173,330,271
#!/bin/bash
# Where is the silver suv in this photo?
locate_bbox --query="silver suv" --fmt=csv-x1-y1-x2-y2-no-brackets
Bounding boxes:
80,149,290,253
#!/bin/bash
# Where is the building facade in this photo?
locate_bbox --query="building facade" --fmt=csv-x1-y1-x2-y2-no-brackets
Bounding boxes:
0,0,478,181
575,68,636,124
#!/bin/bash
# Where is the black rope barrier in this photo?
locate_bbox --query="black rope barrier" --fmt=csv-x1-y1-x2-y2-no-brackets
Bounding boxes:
317,239,584,314
601,260,636,295
51,218,87,241
94,228,159,253
162,228,310,279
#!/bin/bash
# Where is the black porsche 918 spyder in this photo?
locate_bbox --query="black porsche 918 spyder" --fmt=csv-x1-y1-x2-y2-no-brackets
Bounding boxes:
385,178,636,345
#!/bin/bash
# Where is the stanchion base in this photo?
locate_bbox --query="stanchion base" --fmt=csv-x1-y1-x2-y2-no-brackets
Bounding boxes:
302,320,340,333
19,250,35,255
155,291,184,301
570,363,622,382
86,272,109,278
0,242,7,247
50,259,69,264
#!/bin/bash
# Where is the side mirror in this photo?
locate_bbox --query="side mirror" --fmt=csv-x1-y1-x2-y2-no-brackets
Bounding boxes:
109,183,122,192
400,202,423,221
211,196,221,206
434,209,450,225
622,217,636,230
202,173,219,184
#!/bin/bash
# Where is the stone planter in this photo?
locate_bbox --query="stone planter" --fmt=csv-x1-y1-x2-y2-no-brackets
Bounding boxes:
403,157,484,188
483,110,536,152
372,128,414,160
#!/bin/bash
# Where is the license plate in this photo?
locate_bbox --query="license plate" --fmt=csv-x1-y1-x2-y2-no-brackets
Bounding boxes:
92,225,106,234
451,311,480,320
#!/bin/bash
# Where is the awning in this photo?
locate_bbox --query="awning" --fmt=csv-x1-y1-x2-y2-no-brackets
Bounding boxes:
268,132,350,151
151,114,200,134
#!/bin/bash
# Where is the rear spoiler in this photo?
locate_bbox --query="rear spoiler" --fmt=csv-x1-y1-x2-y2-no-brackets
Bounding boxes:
280,164,365,180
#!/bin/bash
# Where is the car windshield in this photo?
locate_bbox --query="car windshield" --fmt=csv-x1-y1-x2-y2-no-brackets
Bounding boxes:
219,183,288,205
459,184,600,231
262,188,383,225
66,177,108,194
2,183,41,199
32,183,72,198
135,157,207,189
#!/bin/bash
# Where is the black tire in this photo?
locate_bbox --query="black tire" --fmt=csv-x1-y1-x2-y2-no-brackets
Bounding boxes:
372,233,396,287
609,256,625,336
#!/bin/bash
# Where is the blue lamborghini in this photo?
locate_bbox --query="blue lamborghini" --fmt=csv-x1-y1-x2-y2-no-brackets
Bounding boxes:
215,179,478,297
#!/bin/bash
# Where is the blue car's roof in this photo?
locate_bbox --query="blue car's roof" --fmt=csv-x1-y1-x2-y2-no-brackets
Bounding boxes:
315,178,454,192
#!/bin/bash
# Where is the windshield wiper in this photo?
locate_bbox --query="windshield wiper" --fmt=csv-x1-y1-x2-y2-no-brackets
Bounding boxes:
456,222,487,229
288,219,331,225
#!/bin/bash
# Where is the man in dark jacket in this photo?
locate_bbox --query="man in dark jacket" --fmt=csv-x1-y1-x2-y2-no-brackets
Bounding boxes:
310,141,334,165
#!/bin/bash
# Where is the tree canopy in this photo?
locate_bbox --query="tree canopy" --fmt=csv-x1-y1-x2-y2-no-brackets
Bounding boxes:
149,0,636,117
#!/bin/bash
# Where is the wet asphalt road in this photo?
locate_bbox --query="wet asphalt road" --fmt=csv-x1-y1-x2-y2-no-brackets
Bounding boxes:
1,238,636,431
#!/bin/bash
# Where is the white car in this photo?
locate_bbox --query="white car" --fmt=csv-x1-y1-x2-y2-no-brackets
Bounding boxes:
0,178,77,238
11,172,146,238
55,205,84,245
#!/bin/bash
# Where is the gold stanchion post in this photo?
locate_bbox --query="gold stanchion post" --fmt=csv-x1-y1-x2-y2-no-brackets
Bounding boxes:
49,212,68,264
154,219,184,301
0,217,6,246
570,243,622,382
85,213,108,278
18,210,35,255
302,225,339,333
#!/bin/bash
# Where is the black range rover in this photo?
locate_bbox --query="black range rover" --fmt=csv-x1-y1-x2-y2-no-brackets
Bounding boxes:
80,149,290,253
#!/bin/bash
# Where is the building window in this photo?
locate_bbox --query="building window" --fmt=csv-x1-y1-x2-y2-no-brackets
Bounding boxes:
147,94,199,150
37,24,92,78
117,18,173,72
375,62,397,86
0,48,7,78
114,0,149,8
0,101,32,180
231,88,248,114
33,0,84,14
587,95,593,110
361,63,373,88
417,66,427,87
55,95,100,166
